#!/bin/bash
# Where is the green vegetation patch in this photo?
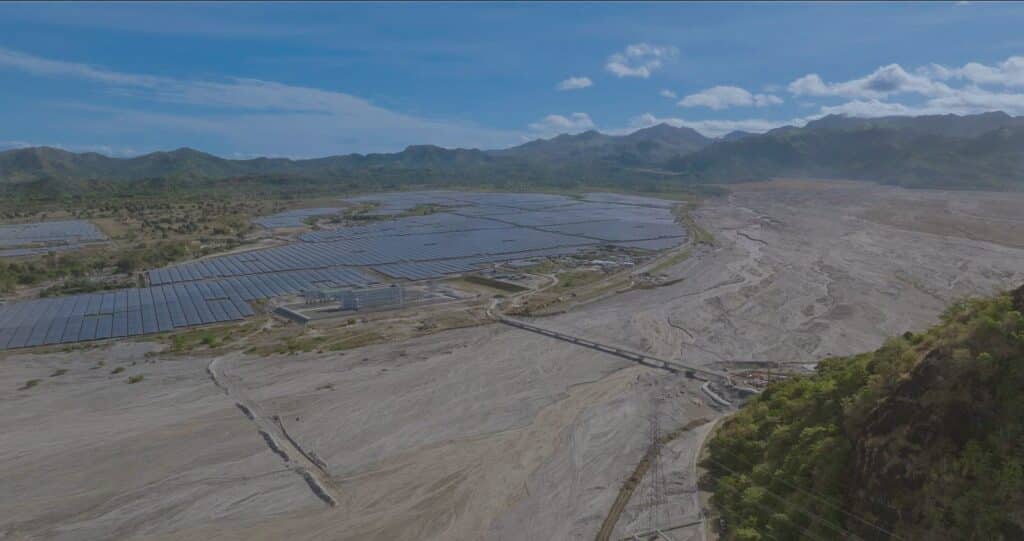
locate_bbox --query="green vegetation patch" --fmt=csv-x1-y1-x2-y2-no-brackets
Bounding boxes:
674,202,714,246
705,287,1024,540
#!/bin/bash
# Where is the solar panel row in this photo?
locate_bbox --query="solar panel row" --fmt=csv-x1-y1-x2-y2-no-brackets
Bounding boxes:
0,282,253,351
0,243,110,258
373,259,490,280
148,228,598,286
578,192,677,209
0,220,108,247
372,245,604,280
343,190,585,216
207,267,377,300
0,220,110,258
537,220,687,242
299,213,511,243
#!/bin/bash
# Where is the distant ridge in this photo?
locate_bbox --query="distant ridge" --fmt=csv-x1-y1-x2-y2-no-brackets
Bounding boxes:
665,112,1024,189
2,112,1024,190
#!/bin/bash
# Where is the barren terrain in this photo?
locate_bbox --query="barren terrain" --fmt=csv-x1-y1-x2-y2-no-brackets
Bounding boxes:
2,182,1022,541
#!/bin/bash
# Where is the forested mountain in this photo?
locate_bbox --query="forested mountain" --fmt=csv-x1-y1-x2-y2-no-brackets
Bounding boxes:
2,113,1023,193
705,285,1024,541
667,125,1024,189
495,123,711,166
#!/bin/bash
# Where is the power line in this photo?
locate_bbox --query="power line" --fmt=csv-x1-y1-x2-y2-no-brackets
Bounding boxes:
722,486,832,541
705,456,863,541
707,445,906,541
706,455,860,540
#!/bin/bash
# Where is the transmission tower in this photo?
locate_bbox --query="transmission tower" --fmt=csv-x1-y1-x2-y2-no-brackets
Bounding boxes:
641,391,669,537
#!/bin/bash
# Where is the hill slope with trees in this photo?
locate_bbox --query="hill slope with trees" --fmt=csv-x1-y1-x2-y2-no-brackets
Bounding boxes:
704,285,1024,541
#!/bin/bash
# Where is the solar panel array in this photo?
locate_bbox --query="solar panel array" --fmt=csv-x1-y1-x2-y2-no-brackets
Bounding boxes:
577,192,678,208
0,191,688,351
371,246,584,280
149,229,599,286
252,208,343,229
299,213,510,243
151,191,687,287
0,220,109,258
201,267,377,300
0,244,95,258
0,282,253,351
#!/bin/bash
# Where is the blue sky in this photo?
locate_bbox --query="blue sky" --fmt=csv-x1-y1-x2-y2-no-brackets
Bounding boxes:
1,2,1024,158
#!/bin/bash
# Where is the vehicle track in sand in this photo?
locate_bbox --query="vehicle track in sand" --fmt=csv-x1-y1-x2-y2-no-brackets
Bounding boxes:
208,351,340,508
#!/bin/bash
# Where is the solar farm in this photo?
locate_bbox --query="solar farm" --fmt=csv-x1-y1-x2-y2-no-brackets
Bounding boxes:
0,219,109,258
0,191,688,351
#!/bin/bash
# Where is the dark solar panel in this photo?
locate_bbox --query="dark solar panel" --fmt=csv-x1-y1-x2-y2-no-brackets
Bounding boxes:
78,315,99,342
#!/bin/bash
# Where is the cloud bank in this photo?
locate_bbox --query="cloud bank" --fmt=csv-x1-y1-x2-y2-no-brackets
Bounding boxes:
678,86,782,110
556,76,593,91
529,112,596,135
605,43,677,79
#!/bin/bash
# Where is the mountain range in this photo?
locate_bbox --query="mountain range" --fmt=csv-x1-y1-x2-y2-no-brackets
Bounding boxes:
2,112,1023,192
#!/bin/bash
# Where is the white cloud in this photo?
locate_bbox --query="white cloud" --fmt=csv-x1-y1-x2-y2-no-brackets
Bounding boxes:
627,112,805,138
659,89,677,99
556,76,593,91
784,58,1024,117
788,64,953,99
755,93,784,107
788,56,1024,118
605,43,677,78
0,47,162,87
529,112,596,135
678,85,782,110
816,99,924,118
922,56,1024,88
925,86,1024,115
0,46,521,156
620,55,1024,140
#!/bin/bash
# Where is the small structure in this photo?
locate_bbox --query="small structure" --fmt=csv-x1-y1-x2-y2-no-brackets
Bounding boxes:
273,306,310,325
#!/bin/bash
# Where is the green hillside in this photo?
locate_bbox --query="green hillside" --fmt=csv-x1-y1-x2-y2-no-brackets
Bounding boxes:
668,114,1024,189
704,285,1024,540
2,113,1024,195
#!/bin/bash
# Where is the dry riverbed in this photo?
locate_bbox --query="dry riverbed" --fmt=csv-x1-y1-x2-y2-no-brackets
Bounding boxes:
2,181,1023,540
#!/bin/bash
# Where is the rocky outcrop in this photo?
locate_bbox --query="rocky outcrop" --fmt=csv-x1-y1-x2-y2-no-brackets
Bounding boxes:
847,348,979,539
